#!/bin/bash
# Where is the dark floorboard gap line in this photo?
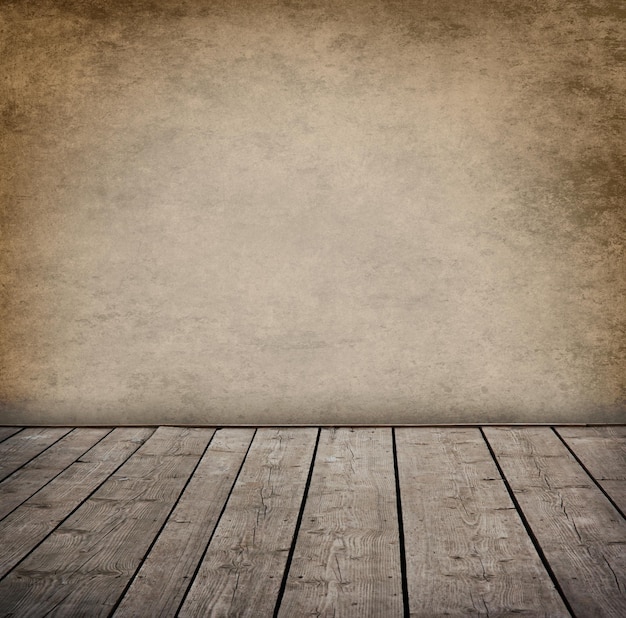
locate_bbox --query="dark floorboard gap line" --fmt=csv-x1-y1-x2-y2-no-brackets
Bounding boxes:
272,427,321,618
479,428,577,618
0,427,74,484
551,427,626,521
0,428,116,524
0,428,24,445
0,427,157,584
107,428,220,618
391,428,411,618
173,428,258,618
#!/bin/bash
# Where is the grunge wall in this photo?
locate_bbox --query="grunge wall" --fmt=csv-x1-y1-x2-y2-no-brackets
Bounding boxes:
1,0,624,425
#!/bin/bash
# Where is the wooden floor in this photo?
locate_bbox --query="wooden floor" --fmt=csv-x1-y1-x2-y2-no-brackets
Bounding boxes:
0,426,624,617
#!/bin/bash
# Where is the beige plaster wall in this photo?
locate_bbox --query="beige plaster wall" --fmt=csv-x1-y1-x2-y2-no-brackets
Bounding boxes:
1,0,625,425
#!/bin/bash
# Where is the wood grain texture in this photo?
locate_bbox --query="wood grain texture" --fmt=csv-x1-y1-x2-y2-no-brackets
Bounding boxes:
396,427,568,617
277,428,403,618
556,426,626,514
0,425,623,617
0,428,111,520
0,427,72,481
113,428,255,618
0,427,154,578
0,427,213,617
179,428,317,618
484,427,626,618
0,427,22,443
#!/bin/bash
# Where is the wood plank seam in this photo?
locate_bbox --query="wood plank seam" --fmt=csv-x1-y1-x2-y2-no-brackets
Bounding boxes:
0,426,623,616
397,427,569,617
107,428,220,616
172,428,258,616
479,428,577,618
276,428,403,617
552,427,626,521
484,427,626,617
0,428,157,585
177,428,319,616
271,427,321,618
0,428,23,444
0,428,73,483
391,428,410,618
0,428,115,524
112,428,256,617
0,427,212,616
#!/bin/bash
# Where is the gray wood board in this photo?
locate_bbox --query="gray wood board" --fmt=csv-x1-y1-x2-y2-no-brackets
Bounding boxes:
484,427,626,618
0,427,72,482
0,427,212,617
0,427,153,578
0,427,23,443
179,428,318,617
277,428,403,618
556,426,626,514
0,428,111,520
396,427,569,617
114,428,255,617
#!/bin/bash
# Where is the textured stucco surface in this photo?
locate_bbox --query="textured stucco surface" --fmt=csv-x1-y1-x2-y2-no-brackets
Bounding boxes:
1,0,625,425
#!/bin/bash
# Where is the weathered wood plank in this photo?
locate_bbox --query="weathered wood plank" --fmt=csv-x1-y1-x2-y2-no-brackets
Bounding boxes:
556,426,626,514
277,428,403,618
484,427,626,618
0,427,154,578
0,427,213,618
178,428,317,618
113,428,255,618
0,427,22,443
0,427,72,482
396,427,568,617
0,428,111,520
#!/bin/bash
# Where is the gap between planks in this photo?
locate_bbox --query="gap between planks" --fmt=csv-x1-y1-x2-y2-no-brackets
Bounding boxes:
0,426,624,617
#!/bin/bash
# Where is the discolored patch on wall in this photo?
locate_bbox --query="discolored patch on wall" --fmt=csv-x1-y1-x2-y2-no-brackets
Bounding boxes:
1,0,624,424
